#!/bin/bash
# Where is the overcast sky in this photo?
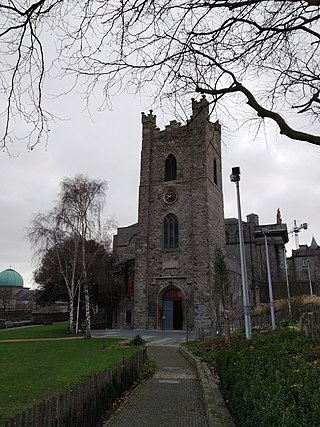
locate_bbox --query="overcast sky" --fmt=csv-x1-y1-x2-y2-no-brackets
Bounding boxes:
1,91,319,288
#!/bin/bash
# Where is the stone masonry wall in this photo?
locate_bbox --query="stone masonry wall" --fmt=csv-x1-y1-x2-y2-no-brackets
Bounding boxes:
134,97,225,330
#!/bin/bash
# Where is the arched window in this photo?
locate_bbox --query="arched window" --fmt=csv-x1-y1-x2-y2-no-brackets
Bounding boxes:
125,260,134,296
129,234,138,245
213,158,218,185
165,154,177,181
163,214,179,249
127,272,134,296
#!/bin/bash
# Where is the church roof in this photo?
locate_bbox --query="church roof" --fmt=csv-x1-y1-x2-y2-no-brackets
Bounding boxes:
310,236,319,249
0,268,24,287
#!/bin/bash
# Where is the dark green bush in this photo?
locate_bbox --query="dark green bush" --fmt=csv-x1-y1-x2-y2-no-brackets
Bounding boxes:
214,330,320,427
139,358,156,380
130,335,146,346
189,330,320,427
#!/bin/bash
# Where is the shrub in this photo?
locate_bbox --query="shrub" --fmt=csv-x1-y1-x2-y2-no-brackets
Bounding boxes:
276,318,298,328
130,335,146,346
291,295,311,319
213,330,320,427
139,358,157,380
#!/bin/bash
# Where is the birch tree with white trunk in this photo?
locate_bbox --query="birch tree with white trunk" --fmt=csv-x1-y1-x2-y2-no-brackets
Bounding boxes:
28,174,108,336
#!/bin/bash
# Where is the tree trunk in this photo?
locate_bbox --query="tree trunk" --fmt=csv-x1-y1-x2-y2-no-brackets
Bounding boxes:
69,297,74,333
83,280,91,338
224,316,231,344
82,236,91,338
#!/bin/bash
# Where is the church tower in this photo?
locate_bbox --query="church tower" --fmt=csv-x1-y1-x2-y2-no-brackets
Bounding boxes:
133,97,225,330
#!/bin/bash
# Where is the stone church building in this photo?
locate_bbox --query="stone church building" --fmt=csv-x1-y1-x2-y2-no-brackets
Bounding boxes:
113,97,226,330
113,97,290,331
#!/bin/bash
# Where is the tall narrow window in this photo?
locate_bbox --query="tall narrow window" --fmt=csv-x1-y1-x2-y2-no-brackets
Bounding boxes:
125,310,132,324
125,259,134,296
213,158,218,185
127,272,134,296
163,214,179,249
165,154,177,181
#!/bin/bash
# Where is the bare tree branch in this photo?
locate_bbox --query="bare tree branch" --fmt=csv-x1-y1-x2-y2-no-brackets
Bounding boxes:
1,0,320,149
197,84,320,145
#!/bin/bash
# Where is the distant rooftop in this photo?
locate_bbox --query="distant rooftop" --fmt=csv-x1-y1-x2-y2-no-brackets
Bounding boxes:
0,268,24,287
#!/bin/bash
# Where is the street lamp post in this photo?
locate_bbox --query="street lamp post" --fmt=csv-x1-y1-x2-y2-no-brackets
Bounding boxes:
230,167,252,339
283,248,292,318
306,259,314,297
262,229,276,330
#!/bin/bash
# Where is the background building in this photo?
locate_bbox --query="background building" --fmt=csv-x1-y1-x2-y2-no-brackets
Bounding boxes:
0,267,35,322
287,238,320,296
225,212,289,305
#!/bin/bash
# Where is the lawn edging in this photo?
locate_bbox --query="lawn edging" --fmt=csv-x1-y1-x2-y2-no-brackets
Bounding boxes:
179,345,235,427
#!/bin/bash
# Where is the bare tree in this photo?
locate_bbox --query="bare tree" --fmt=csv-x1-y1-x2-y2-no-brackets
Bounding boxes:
28,209,81,333
0,0,59,152
0,287,12,311
1,1,320,150
28,174,110,336
59,174,108,338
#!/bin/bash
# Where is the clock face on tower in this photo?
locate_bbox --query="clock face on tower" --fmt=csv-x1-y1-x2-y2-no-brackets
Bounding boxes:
164,189,177,204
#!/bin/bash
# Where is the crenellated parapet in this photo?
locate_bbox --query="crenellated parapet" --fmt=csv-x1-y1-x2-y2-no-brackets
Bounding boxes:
165,120,181,131
190,95,210,121
141,110,157,127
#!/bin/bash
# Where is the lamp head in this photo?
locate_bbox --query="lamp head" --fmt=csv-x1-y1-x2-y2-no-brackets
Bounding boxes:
230,166,241,182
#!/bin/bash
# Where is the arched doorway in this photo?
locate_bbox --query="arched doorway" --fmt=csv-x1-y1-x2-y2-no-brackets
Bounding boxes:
162,288,183,330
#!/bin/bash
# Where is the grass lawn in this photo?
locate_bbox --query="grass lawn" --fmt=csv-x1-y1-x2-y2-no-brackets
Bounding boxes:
0,323,138,422
0,321,76,340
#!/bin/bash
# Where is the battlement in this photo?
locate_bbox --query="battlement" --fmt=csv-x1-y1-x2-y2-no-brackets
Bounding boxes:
141,110,157,127
142,96,211,132
191,95,209,120
165,120,181,131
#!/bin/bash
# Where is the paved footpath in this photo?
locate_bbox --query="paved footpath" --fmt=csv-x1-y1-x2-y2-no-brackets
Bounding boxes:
103,343,208,427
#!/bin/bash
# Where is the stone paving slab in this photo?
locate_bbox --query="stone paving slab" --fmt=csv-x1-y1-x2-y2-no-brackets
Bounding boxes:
103,346,208,427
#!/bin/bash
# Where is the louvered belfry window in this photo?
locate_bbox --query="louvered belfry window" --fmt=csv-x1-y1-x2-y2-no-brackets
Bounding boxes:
165,154,177,181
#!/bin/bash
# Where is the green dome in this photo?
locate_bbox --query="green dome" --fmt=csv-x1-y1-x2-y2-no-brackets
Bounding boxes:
0,268,24,287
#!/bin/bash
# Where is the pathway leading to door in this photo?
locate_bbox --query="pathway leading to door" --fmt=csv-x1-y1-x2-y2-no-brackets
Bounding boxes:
103,343,208,427
92,329,196,345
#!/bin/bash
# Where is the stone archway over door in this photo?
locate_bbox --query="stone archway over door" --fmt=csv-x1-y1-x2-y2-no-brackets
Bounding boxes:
162,288,183,330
